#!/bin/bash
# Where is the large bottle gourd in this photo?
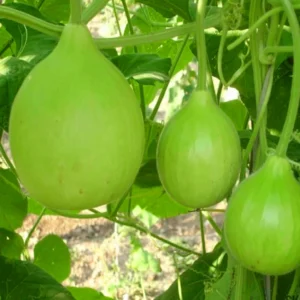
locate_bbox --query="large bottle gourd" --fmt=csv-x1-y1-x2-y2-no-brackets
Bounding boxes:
9,24,145,210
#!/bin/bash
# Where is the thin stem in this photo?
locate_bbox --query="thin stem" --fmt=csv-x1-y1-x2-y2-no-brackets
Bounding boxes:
201,211,222,236
288,268,300,296
199,211,206,255
271,276,278,300
0,4,220,49
227,6,287,51
111,0,122,35
110,192,129,217
195,0,208,90
240,66,275,181
234,265,247,300
69,0,82,24
52,209,201,256
266,276,271,300
173,254,183,300
81,0,109,24
0,6,62,37
276,0,300,156
0,142,17,177
120,0,145,119
24,207,46,248
149,34,190,121
216,82,223,104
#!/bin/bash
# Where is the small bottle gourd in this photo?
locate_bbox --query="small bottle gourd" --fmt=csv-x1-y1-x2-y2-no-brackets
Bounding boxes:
156,89,242,208
9,23,145,210
224,155,300,275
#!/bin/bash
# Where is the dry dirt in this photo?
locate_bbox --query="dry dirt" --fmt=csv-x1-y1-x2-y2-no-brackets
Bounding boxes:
17,205,225,300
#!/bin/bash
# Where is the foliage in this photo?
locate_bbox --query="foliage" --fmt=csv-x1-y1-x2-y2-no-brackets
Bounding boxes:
0,0,300,299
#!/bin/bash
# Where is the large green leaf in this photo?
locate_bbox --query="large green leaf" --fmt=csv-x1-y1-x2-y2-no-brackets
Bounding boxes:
0,3,58,59
67,287,114,300
111,53,171,85
0,56,32,131
0,255,75,300
0,168,27,231
33,234,71,283
0,229,24,259
0,26,14,57
155,245,226,300
136,0,191,21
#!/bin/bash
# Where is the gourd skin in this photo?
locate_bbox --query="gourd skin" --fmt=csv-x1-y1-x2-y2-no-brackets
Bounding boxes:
156,90,241,208
224,155,300,275
9,24,145,210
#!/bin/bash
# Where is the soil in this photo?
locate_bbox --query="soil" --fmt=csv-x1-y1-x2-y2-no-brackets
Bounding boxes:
17,205,224,300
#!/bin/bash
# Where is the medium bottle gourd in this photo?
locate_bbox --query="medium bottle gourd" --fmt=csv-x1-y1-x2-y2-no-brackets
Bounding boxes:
224,155,300,275
156,90,242,208
9,24,145,210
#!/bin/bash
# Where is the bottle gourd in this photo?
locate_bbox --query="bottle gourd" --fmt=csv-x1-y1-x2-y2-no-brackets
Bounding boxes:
224,155,300,275
156,90,242,208
9,24,145,210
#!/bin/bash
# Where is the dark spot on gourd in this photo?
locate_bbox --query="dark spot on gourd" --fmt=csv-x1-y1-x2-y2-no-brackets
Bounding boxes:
256,260,260,265
79,188,83,194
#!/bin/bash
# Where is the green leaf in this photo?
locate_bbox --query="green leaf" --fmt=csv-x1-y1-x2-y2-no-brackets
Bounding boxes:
205,257,235,299
67,287,114,300
39,0,70,24
155,245,225,300
111,53,172,85
123,6,193,105
128,235,161,273
220,100,248,130
1,3,58,64
0,168,27,231
136,0,191,21
0,229,24,259
113,184,190,218
0,26,14,57
0,255,75,300
33,234,71,283
0,56,32,131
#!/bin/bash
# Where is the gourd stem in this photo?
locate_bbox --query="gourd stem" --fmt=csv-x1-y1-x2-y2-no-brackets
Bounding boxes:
234,265,247,300
199,211,206,254
195,0,208,91
276,0,300,157
69,0,82,24
81,0,109,24
271,276,278,300
52,209,201,256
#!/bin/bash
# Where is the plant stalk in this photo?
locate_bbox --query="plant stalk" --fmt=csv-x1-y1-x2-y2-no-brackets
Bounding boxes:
276,0,300,156
195,0,208,91
69,0,82,24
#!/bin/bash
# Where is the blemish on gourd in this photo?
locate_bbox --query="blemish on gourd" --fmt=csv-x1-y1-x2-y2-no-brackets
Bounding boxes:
79,188,83,194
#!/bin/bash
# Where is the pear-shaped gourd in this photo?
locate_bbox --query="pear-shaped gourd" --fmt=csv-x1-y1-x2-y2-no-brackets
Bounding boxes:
9,24,145,210
156,90,241,208
224,155,300,275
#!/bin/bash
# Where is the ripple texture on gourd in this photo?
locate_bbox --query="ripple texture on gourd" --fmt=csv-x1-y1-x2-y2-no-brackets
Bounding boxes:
156,90,241,208
224,155,300,275
9,24,145,210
